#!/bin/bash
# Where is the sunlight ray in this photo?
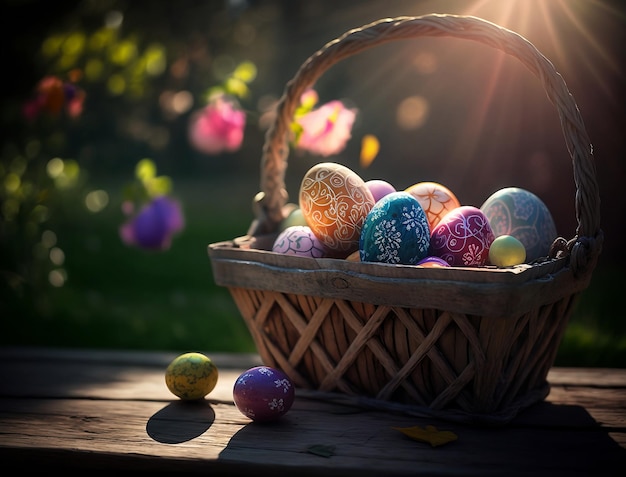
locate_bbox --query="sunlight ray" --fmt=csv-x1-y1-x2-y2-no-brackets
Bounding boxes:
558,0,622,76
536,0,569,68
451,50,508,176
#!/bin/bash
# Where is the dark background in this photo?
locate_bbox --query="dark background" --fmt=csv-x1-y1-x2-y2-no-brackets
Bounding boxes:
1,0,624,362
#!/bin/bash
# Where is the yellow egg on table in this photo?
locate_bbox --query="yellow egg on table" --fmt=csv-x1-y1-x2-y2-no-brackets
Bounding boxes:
165,352,219,400
488,235,526,267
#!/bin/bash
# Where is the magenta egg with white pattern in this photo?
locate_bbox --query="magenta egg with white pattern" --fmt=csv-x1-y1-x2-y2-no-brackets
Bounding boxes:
429,206,495,266
233,366,295,422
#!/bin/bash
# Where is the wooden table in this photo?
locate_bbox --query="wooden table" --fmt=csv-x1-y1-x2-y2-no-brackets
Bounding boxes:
0,347,624,476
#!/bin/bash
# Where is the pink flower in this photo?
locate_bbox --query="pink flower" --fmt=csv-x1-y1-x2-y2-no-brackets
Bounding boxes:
295,100,357,156
188,95,246,155
119,196,184,251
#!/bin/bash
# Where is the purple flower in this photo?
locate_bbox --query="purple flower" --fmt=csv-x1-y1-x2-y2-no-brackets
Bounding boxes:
119,196,184,251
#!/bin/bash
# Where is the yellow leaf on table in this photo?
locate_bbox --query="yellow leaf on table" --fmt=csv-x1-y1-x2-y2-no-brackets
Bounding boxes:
393,424,458,447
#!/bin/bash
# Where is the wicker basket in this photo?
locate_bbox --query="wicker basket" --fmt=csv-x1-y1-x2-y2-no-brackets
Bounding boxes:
208,14,603,424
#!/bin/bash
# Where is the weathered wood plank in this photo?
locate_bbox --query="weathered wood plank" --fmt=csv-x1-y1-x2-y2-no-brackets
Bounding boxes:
0,347,625,475
1,396,624,476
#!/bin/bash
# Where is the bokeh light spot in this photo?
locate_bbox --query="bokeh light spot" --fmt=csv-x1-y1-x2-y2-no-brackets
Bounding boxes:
49,247,65,266
48,269,67,287
172,91,193,114
89,27,115,51
63,32,86,57
46,157,64,178
104,10,124,29
41,35,63,58
41,230,57,248
396,96,430,130
413,51,438,75
85,189,110,213
85,58,104,81
145,45,166,76
160,90,193,116
4,173,20,193
107,74,126,95
136,158,156,181
110,39,137,66
233,61,257,83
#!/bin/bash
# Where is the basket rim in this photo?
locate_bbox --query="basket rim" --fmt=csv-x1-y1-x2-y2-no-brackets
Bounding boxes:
208,236,593,317
209,235,565,284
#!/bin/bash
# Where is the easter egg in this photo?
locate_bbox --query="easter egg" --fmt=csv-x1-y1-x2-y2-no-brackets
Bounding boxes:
417,256,451,268
233,366,295,422
480,187,557,262
299,162,375,255
365,179,397,202
405,181,461,231
489,234,526,267
165,352,219,401
280,207,308,230
429,206,495,266
272,225,328,258
359,191,430,265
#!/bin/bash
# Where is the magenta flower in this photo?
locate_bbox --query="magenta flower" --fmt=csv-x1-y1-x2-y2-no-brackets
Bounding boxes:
295,99,357,156
188,94,246,155
119,196,184,251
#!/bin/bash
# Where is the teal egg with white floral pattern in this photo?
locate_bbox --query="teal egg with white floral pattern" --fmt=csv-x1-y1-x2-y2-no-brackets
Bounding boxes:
359,192,430,264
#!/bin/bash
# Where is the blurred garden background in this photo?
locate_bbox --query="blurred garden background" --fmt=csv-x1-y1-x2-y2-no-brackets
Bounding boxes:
1,0,624,366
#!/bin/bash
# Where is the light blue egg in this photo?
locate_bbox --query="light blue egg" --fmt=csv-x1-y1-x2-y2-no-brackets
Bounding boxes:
359,191,430,264
480,187,557,262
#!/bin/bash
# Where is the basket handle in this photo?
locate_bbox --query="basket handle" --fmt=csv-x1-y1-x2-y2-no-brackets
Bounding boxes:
252,14,602,275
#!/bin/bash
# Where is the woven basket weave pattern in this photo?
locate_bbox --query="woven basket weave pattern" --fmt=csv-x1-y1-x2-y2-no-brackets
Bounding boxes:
208,15,603,422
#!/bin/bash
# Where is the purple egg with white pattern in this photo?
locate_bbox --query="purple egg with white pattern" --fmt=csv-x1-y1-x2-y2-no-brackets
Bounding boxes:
272,225,328,258
233,366,295,422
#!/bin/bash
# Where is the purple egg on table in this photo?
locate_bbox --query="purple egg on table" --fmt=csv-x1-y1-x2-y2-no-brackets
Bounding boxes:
233,366,295,422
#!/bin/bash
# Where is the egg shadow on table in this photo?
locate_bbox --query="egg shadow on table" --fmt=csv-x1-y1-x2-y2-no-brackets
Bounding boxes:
146,399,215,444
218,415,299,461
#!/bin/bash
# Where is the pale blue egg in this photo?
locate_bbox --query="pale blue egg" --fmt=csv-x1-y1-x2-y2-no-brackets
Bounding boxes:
359,192,430,264
480,187,557,262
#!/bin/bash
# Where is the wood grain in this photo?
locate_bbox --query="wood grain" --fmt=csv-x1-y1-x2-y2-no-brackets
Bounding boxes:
0,347,624,476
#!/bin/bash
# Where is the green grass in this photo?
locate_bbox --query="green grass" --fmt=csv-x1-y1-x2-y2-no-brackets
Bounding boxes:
2,176,624,367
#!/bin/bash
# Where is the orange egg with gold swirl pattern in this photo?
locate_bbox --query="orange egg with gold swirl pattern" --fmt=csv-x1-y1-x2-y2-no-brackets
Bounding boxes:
299,162,375,256
405,181,461,231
